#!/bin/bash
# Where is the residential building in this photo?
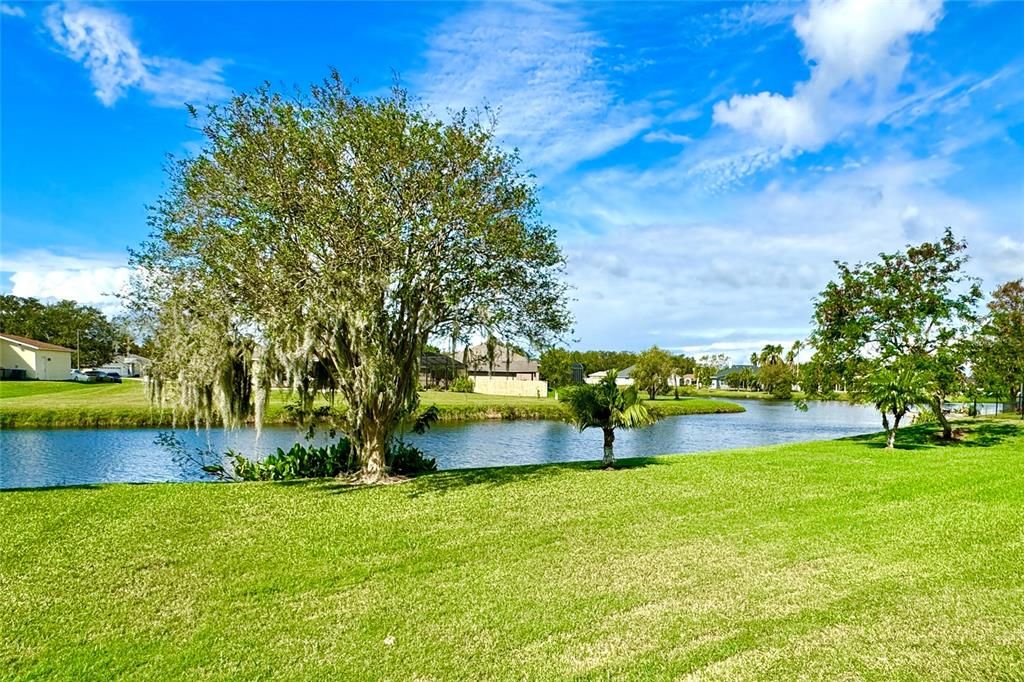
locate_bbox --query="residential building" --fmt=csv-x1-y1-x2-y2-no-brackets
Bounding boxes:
458,342,540,381
711,365,756,389
0,333,74,380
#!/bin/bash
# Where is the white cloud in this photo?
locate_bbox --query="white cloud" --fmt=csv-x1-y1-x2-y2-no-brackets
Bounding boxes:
1,3,25,17
1,250,132,315
417,1,651,174
43,2,230,107
712,0,943,154
642,130,694,145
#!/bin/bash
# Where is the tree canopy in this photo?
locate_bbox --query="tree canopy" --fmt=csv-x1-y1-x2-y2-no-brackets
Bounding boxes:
973,279,1024,414
810,228,981,439
131,74,572,479
631,345,674,400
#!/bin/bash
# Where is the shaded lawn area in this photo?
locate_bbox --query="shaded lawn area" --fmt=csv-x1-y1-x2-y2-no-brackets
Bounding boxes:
0,382,742,427
2,421,1022,679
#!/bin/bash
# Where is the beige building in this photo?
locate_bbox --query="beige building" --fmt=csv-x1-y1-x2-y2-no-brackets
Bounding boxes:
0,333,74,380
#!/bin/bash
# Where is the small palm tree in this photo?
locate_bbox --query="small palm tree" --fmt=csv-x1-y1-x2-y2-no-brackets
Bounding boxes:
863,366,933,449
563,371,661,468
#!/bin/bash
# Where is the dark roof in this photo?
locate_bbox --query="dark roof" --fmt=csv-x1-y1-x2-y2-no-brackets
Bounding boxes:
458,343,538,374
421,353,465,371
713,364,756,379
0,332,74,352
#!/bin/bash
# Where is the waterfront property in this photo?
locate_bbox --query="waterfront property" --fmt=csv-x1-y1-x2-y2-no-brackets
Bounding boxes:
0,333,74,381
3,419,1021,678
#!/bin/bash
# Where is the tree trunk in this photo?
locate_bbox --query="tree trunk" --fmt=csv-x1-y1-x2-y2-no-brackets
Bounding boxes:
602,427,615,468
356,421,389,482
887,412,903,449
931,396,953,440
882,412,894,449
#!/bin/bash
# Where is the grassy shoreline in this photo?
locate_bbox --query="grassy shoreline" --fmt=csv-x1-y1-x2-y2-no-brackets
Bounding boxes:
0,381,744,429
3,418,1022,678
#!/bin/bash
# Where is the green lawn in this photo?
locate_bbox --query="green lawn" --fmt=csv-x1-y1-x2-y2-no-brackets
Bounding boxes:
3,419,1022,679
0,381,742,428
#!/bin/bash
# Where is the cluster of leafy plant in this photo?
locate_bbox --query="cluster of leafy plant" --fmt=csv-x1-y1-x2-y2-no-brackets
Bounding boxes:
227,440,356,481
449,377,475,393
222,436,437,481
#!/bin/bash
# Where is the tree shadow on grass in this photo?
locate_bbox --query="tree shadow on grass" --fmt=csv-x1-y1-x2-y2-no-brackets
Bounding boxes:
846,421,1022,451
290,456,667,498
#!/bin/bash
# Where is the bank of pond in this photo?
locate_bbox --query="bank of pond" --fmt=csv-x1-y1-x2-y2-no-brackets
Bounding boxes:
1,399,881,489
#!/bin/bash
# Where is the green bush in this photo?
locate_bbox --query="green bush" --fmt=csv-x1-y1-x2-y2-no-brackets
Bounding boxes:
450,377,474,393
388,440,437,475
228,440,356,481
911,408,938,425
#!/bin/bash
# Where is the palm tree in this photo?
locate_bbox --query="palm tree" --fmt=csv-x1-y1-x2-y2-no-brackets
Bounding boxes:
563,371,660,468
759,344,784,366
863,366,933,449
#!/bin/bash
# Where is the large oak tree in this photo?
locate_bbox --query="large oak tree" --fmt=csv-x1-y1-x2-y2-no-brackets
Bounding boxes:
132,75,571,480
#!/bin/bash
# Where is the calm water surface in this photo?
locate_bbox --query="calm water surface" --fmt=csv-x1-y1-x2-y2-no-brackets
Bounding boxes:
1,399,880,489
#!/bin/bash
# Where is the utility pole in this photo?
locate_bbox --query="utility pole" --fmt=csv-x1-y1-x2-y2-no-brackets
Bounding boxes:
76,329,81,370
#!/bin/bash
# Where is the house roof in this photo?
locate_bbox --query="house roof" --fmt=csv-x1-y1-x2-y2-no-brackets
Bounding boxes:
586,366,633,379
421,352,465,371
458,342,538,374
0,332,74,353
115,353,151,364
713,364,756,379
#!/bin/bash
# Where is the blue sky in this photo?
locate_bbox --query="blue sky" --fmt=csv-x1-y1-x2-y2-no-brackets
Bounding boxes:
2,0,1022,360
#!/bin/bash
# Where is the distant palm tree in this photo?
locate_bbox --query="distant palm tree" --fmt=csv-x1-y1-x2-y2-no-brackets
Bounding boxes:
760,344,784,366
863,366,933,448
563,371,660,468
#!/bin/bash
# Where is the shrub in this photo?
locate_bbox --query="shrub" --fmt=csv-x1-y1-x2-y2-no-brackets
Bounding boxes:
229,439,356,481
387,440,437,475
450,377,474,393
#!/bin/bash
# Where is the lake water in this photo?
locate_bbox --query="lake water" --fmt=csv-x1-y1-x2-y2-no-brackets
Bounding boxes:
0,400,881,489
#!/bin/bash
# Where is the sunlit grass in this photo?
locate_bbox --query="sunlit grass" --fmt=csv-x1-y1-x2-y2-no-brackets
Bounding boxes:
3,420,1022,679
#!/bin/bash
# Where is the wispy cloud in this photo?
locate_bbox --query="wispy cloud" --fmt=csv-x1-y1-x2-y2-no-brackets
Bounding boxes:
417,1,651,174
642,130,693,145
43,2,230,107
1,3,25,18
